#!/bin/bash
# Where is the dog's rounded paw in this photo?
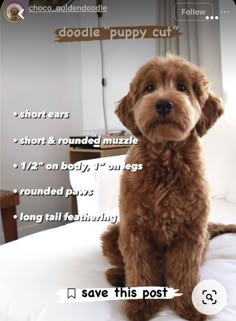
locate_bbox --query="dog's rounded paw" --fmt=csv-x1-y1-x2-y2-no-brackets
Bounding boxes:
191,313,207,321
170,300,208,321
125,299,160,321
105,267,125,287
178,310,207,321
192,312,208,321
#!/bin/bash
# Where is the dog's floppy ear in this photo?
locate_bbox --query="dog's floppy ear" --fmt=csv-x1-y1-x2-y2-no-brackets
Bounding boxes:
195,92,224,137
115,94,141,137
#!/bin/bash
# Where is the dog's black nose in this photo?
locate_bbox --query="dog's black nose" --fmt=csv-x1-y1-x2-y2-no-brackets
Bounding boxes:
156,100,173,116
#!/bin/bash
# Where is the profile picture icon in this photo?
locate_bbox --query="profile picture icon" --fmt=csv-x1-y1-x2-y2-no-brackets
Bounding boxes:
4,1,25,23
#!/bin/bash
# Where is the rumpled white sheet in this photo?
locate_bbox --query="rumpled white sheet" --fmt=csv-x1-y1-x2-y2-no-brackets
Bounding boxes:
0,200,235,321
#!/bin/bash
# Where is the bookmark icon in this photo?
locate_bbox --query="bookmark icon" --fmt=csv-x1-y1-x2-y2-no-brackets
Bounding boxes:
67,288,76,299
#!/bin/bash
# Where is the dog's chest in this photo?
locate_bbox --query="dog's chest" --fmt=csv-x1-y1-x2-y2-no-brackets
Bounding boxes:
123,145,208,244
144,159,189,225
143,148,193,195
141,169,195,244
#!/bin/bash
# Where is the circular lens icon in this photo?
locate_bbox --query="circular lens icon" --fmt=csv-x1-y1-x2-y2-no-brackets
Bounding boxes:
192,279,227,315
4,1,26,23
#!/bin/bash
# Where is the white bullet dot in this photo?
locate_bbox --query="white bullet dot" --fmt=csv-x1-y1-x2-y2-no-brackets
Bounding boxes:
13,164,18,169
215,16,219,20
13,138,18,143
13,112,18,117
13,189,17,194
210,16,214,20
13,215,18,220
205,16,209,20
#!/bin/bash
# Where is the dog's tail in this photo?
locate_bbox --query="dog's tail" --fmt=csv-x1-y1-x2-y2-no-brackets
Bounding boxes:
208,222,236,239
102,223,236,245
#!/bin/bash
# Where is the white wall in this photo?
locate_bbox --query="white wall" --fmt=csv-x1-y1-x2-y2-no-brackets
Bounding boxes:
80,0,157,131
80,0,224,132
219,0,236,119
0,0,83,243
196,0,223,97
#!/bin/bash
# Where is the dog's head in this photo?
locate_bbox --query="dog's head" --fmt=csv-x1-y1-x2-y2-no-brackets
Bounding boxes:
116,56,224,143
11,7,19,15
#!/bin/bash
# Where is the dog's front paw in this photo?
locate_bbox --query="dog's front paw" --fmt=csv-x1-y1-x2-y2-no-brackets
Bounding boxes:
105,267,125,287
184,311,207,321
174,306,207,321
194,313,208,321
125,299,160,321
170,297,208,321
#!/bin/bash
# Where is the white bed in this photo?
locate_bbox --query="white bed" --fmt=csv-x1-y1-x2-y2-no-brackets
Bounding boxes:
0,117,235,321
0,201,235,321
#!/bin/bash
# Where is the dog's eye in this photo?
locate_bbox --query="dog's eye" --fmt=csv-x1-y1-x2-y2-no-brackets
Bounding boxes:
177,84,187,92
145,85,155,93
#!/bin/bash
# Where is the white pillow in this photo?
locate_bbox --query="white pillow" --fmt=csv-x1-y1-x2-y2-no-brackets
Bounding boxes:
227,133,236,203
202,116,236,200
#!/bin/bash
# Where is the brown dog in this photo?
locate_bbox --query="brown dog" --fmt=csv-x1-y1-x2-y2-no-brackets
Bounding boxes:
10,7,22,21
101,56,236,321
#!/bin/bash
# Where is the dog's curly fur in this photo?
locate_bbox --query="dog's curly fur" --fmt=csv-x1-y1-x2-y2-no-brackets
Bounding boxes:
10,7,21,21
101,56,236,321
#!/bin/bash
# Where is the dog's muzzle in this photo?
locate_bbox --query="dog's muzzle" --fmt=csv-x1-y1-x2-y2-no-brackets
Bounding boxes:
156,100,173,116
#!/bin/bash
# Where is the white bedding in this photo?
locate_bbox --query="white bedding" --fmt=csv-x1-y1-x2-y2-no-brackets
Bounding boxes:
0,200,235,321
